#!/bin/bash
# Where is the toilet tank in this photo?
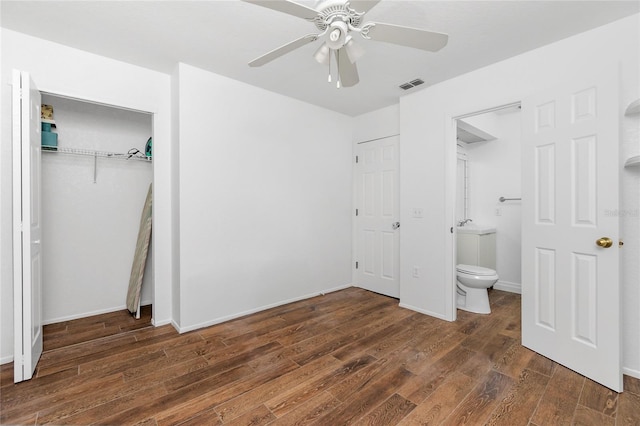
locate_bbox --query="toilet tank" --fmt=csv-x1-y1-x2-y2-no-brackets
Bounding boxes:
457,228,496,269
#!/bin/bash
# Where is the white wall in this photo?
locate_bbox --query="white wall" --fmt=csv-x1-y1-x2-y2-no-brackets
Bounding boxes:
352,104,399,142
462,110,522,291
174,63,353,331
0,29,172,363
399,14,639,376
40,94,153,323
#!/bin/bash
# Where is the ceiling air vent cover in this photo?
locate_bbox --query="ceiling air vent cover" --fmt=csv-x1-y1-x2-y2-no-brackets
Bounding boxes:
399,78,425,90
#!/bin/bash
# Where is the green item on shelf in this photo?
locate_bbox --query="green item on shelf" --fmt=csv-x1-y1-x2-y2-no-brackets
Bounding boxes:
145,137,152,158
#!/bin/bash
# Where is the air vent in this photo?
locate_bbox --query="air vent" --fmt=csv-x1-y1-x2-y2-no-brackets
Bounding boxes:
399,78,425,90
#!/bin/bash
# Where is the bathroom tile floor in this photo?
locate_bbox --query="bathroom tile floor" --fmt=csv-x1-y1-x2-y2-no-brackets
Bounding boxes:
1,288,638,425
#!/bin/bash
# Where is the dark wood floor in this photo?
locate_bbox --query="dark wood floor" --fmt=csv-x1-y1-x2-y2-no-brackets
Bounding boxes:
1,288,639,425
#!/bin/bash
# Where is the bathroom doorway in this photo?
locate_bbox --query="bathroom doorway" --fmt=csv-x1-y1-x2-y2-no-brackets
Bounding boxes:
453,103,523,305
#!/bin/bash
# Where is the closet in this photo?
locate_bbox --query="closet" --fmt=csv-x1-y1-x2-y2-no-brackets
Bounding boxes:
40,94,153,325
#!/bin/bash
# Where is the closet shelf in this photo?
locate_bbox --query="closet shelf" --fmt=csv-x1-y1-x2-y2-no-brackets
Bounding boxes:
625,99,640,116
625,155,640,168
42,146,152,162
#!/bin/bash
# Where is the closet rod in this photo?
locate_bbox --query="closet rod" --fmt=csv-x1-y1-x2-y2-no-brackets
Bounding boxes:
42,146,152,162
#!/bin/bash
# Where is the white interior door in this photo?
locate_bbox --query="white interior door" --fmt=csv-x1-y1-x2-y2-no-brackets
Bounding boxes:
521,68,621,391
355,136,400,298
12,70,43,383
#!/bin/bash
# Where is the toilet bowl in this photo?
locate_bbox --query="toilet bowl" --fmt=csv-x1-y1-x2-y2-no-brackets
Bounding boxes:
456,264,499,314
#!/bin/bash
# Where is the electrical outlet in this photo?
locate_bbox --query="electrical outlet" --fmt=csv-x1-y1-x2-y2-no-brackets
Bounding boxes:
412,266,420,278
495,207,502,216
412,208,424,218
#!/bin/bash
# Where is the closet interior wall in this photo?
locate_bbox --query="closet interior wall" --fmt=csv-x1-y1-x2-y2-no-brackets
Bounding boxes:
40,94,153,324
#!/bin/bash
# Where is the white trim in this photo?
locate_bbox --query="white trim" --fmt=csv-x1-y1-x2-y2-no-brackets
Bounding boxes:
399,302,452,322
152,318,173,327
452,102,522,121
12,69,25,382
0,355,14,365
175,284,353,334
493,280,522,294
355,134,400,144
623,366,640,380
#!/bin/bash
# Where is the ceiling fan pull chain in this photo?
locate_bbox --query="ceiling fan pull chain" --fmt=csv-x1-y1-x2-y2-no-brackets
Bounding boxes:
336,50,341,89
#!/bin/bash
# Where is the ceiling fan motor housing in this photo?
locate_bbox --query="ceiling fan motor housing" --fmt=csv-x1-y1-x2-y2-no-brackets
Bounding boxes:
311,1,364,32
326,21,348,49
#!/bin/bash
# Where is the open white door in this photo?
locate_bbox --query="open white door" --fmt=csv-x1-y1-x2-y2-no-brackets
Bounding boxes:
354,136,400,298
12,70,43,383
521,68,621,391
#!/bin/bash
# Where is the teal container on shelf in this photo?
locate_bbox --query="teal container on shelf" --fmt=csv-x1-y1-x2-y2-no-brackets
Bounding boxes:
41,122,58,148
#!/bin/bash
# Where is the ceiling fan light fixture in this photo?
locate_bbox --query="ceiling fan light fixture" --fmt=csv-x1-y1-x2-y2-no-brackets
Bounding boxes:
313,43,331,65
344,37,365,63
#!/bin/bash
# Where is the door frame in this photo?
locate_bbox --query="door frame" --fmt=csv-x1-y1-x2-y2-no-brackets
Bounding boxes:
11,82,158,363
352,134,401,297
445,100,523,321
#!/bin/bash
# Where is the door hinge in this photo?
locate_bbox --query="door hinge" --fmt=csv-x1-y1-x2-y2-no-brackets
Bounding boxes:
355,209,359,216
355,155,359,164
355,261,359,269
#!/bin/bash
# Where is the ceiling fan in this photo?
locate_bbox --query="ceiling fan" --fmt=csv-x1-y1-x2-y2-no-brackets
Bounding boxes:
243,0,449,88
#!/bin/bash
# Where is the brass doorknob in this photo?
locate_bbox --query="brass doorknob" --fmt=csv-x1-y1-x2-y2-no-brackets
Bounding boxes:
596,237,613,248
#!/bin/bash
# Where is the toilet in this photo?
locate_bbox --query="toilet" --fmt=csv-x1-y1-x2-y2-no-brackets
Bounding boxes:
456,264,499,314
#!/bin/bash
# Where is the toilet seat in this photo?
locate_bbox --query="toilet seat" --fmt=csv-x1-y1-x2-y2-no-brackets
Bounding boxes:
456,264,496,276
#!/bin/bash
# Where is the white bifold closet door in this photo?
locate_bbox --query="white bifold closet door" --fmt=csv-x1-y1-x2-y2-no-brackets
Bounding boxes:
12,70,44,383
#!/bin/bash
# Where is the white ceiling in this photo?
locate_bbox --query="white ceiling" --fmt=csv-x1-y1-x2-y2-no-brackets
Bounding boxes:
1,1,638,116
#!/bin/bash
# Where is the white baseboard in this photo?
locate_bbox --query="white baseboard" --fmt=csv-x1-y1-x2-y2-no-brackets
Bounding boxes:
175,284,353,334
43,306,128,325
398,303,451,322
152,318,173,327
493,280,521,294
623,366,640,380
42,299,153,325
0,355,14,365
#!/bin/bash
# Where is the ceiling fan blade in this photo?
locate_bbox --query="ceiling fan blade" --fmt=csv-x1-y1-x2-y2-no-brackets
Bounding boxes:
338,48,359,87
242,0,318,20
249,34,318,67
365,22,449,52
348,0,381,13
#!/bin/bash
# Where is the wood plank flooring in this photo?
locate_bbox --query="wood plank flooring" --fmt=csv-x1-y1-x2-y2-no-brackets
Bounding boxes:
1,288,639,425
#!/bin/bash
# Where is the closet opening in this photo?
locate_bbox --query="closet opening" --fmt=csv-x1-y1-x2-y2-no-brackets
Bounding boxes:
39,93,154,350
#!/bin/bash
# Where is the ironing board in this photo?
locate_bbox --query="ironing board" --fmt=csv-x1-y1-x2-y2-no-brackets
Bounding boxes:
126,183,152,318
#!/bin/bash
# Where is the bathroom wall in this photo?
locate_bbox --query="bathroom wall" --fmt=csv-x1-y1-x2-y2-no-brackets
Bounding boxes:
463,109,522,292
